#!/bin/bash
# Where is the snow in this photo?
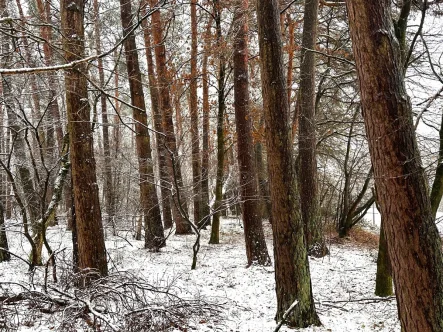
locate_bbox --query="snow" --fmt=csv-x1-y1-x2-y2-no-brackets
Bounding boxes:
363,205,443,234
0,217,400,331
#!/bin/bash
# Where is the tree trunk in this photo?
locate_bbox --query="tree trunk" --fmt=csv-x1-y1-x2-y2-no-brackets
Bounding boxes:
150,0,192,234
200,16,213,229
209,1,225,245
141,7,173,230
286,14,295,113
232,0,270,266
61,0,108,280
0,201,10,262
119,0,165,249
254,139,272,223
298,0,327,257
189,0,202,225
255,0,320,327
346,0,443,330
375,213,393,297
92,0,114,225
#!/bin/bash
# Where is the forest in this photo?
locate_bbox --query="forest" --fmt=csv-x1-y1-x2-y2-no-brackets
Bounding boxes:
0,0,443,331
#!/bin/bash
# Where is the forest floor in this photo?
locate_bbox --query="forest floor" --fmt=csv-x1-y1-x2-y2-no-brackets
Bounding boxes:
1,216,403,331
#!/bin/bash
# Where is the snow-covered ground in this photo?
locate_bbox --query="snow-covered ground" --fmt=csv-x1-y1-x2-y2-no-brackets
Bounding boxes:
363,205,443,234
0,218,400,331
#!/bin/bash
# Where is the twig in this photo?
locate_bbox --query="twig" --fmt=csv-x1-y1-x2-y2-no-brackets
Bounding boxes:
274,299,299,332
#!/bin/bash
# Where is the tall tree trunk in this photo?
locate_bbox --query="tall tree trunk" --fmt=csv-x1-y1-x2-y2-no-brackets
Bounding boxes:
119,0,165,249
200,16,213,228
346,0,443,330
61,0,108,280
141,7,173,230
255,0,320,327
92,0,114,225
232,0,270,266
190,0,202,225
150,0,192,234
298,0,327,257
209,0,225,244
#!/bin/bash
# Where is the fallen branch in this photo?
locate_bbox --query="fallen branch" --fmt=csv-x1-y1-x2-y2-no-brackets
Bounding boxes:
274,299,299,332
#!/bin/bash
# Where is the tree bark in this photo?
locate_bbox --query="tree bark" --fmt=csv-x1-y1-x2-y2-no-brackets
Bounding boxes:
141,6,173,230
346,0,443,330
298,0,327,257
0,201,10,262
119,0,165,249
209,0,225,244
61,0,108,280
254,139,272,223
232,0,270,266
375,213,393,297
255,0,320,327
200,16,213,228
149,0,192,234
189,0,202,225
92,0,114,225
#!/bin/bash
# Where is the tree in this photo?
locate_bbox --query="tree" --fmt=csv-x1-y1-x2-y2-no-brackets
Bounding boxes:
189,0,202,225
119,0,165,249
149,0,193,234
92,0,114,225
61,0,108,280
200,15,213,228
232,0,270,266
141,5,174,230
209,0,226,244
346,0,443,329
298,0,328,256
255,0,320,327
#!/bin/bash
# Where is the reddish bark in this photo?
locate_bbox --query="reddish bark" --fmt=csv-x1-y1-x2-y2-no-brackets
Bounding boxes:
150,0,192,234
119,0,165,249
346,0,443,330
232,0,270,266
61,0,108,279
